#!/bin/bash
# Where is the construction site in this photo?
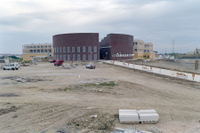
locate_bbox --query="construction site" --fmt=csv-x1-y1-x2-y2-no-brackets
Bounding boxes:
0,60,200,133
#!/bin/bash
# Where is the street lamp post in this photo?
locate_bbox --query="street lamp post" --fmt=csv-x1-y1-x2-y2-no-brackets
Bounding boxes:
133,54,134,68
119,52,121,61
117,53,118,61
159,55,161,73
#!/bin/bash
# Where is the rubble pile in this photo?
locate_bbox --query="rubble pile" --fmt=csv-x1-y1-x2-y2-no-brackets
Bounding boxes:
12,76,45,83
0,106,19,115
67,112,118,132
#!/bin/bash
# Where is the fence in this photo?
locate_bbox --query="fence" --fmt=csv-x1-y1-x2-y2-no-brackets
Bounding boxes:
104,61,200,82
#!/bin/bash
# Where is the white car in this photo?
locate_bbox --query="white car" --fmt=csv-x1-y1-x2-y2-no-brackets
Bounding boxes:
86,63,96,69
3,63,20,70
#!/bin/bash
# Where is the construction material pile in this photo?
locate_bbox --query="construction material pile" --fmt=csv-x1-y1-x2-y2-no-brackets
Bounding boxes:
119,109,159,124
111,128,152,133
11,76,45,83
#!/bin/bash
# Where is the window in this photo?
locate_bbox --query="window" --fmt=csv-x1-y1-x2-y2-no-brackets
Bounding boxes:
88,54,92,60
77,47,80,52
72,47,75,52
60,47,62,53
88,47,91,52
147,50,150,53
60,55,62,60
135,49,137,52
63,47,66,53
63,55,66,60
67,55,70,60
94,54,97,60
67,47,70,53
144,50,146,53
77,54,80,60
94,47,97,52
57,47,59,53
73,54,75,60
83,54,86,60
57,55,59,60
54,48,56,53
83,47,86,52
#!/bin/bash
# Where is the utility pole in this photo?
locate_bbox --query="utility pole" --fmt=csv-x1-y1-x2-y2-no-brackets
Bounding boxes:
195,47,199,70
172,39,174,54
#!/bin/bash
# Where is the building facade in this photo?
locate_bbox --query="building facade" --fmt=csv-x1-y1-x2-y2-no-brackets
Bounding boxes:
133,39,155,59
99,34,134,60
53,33,99,61
133,39,144,59
143,42,154,58
22,43,53,61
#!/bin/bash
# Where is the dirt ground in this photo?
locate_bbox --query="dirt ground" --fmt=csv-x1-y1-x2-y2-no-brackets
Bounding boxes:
0,61,200,133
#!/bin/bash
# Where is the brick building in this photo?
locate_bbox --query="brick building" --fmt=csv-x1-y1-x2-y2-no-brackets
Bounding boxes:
99,34,134,60
53,33,99,61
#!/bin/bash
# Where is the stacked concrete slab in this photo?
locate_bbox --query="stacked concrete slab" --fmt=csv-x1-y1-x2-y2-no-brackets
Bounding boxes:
119,110,139,123
119,109,159,124
138,110,159,123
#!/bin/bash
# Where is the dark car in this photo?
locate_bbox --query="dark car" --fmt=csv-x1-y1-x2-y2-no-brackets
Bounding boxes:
54,62,63,66
86,63,96,69
50,60,56,63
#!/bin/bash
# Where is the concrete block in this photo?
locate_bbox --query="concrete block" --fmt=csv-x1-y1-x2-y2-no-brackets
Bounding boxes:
115,127,125,132
119,109,139,123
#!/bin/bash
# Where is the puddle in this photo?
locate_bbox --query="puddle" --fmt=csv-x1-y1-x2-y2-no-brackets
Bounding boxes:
0,93,19,97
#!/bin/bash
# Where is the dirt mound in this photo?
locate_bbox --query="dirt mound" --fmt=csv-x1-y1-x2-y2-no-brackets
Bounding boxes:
0,106,19,115
67,111,118,133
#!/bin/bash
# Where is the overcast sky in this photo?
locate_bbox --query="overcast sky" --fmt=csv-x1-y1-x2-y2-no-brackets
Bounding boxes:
0,0,200,54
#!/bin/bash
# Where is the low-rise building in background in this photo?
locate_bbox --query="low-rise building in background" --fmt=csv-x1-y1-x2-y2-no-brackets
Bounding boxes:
133,39,155,59
22,43,53,61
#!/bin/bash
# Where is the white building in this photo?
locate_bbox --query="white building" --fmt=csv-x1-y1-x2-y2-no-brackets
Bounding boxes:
22,43,53,61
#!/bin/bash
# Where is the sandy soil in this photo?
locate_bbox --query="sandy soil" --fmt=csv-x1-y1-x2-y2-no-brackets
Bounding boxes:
0,61,200,133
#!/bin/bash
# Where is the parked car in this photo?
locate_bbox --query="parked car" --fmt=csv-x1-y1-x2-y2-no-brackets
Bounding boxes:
86,63,96,69
54,62,63,66
3,63,20,70
50,60,56,63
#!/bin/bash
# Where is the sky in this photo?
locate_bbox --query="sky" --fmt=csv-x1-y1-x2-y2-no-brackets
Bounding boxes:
0,0,200,54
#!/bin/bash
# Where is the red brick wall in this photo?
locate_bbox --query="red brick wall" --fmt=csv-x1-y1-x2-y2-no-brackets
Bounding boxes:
99,34,133,60
53,33,99,61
